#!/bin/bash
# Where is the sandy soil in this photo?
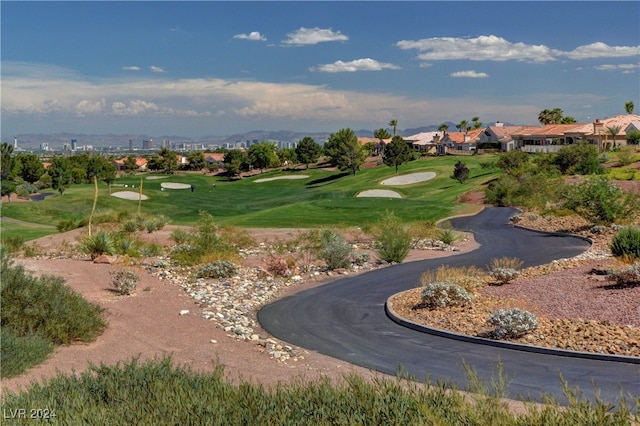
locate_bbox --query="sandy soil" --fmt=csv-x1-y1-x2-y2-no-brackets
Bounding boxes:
1,224,480,397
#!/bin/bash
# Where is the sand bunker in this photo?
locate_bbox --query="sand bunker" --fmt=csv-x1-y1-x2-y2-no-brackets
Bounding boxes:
254,175,309,183
111,191,149,201
161,182,192,189
381,172,436,186
357,189,402,198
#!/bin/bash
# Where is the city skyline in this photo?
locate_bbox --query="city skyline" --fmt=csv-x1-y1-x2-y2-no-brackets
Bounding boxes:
2,1,639,139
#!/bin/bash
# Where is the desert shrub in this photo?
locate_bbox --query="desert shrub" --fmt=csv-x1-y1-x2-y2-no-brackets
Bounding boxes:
79,209,119,227
170,244,202,265
144,214,169,233
615,147,638,166
562,176,638,224
372,211,412,263
552,142,602,175
436,227,459,245
486,308,538,339
610,227,640,260
113,234,141,257
352,252,370,266
318,228,352,270
80,231,116,260
196,260,239,279
420,282,473,309
57,217,80,232
419,265,486,293
488,257,523,285
218,226,255,249
606,262,640,287
1,250,106,346
265,255,290,277
1,327,54,378
170,228,192,245
122,219,140,233
110,268,140,295
141,242,163,257
15,182,38,198
2,235,25,253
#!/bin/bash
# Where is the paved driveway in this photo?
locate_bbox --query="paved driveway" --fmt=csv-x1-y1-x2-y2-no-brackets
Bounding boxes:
259,207,639,406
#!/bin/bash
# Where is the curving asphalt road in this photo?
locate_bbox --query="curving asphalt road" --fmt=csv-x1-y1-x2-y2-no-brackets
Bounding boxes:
258,207,640,406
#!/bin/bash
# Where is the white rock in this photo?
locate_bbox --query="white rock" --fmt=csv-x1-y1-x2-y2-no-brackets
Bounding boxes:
179,310,189,316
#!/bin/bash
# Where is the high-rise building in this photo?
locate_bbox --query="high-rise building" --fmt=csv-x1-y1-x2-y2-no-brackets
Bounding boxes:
142,139,154,149
71,139,78,151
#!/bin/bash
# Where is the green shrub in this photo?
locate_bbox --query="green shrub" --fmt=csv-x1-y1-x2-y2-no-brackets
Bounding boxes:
437,227,459,245
318,228,352,270
488,257,524,285
170,228,192,245
563,176,637,224
0,250,106,346
122,219,140,233
552,142,602,175
610,227,640,260
372,211,411,263
196,260,239,279
351,252,370,266
0,328,54,378
113,235,141,257
420,282,473,309
110,268,140,295
80,231,116,260
57,218,80,232
486,308,538,339
2,235,25,253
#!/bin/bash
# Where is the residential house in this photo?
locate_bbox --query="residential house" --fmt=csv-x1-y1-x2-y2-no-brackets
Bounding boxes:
479,122,526,151
113,157,148,172
357,136,392,156
403,131,443,153
437,128,484,154
204,153,225,169
510,124,581,153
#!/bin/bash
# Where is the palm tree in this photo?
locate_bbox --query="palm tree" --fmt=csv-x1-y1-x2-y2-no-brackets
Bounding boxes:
438,123,449,135
389,119,398,136
625,101,634,114
538,108,564,125
456,120,468,133
373,128,391,156
472,116,482,129
605,125,622,150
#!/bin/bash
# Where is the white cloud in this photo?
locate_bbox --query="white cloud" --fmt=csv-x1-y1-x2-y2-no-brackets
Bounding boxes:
111,100,160,115
234,31,266,41
310,58,400,73
450,70,489,78
282,27,348,45
562,42,640,60
122,66,141,71
149,66,165,73
594,63,639,72
75,99,105,115
397,35,558,63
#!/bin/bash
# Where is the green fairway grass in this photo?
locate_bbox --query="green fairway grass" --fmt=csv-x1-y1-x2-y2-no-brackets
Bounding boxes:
0,156,499,239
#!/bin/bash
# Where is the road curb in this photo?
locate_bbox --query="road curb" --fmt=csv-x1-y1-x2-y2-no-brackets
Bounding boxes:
385,299,640,365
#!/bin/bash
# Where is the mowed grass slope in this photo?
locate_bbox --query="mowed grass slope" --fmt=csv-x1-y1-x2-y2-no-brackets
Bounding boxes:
0,156,498,236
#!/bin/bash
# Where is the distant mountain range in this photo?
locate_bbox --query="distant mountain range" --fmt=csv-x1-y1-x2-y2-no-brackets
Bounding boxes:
5,122,481,150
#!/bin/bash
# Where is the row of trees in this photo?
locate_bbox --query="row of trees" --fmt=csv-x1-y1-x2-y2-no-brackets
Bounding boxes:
1,145,118,200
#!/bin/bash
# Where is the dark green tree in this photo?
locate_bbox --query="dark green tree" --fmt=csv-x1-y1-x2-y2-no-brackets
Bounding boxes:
1,142,17,201
158,148,178,174
248,142,279,172
451,160,470,184
123,155,139,173
553,142,601,175
186,151,206,171
223,149,248,178
626,130,640,145
323,128,366,175
277,147,297,167
373,128,391,156
495,150,531,176
15,153,44,184
383,135,411,173
625,101,634,114
48,156,72,195
538,108,564,125
295,137,323,169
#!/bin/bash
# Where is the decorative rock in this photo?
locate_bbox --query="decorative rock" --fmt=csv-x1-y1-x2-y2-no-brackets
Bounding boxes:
179,310,189,316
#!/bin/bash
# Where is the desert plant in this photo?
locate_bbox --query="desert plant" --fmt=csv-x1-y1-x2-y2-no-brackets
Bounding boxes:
563,176,638,225
265,255,290,277
57,218,80,232
610,227,640,260
351,252,370,266
318,228,352,270
196,260,239,279
170,228,192,245
606,262,640,287
80,231,116,260
1,235,25,253
436,228,459,245
420,282,473,309
488,257,524,285
0,327,55,378
372,211,412,263
486,308,538,339
419,265,486,293
110,268,140,295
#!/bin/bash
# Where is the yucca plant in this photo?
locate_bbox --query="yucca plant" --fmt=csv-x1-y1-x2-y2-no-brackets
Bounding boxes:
80,231,116,260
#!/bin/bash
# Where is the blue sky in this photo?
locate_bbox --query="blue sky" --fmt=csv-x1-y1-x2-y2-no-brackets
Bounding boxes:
2,1,639,138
